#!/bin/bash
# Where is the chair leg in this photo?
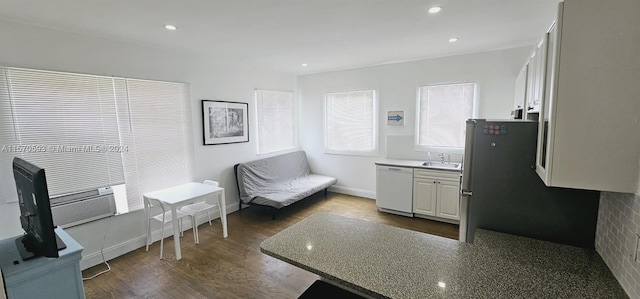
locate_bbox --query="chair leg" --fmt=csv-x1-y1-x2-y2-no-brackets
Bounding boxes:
146,218,151,252
159,223,165,259
179,219,184,237
193,214,199,244
207,210,212,226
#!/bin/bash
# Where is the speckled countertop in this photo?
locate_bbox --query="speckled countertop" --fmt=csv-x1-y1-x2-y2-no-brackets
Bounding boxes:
260,213,627,299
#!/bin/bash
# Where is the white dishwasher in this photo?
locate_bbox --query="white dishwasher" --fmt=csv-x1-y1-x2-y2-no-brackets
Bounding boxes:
376,165,413,217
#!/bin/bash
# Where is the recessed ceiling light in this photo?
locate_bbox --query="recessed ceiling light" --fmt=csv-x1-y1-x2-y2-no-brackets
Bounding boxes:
164,25,177,31
428,6,442,14
301,63,308,67
449,37,459,43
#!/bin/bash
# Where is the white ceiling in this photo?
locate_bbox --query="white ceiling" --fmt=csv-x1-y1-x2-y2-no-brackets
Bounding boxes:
0,0,561,75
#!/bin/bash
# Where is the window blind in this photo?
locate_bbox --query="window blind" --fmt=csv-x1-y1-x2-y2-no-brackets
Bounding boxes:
255,89,296,154
0,67,18,203
0,67,194,212
325,90,376,153
1,68,125,199
117,79,194,211
417,83,474,148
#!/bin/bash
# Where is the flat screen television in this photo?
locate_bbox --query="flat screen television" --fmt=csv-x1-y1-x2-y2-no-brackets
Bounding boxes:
12,157,66,260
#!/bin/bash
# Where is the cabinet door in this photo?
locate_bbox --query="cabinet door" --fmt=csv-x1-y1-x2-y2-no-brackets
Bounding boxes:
435,180,460,220
525,55,535,114
532,37,547,110
513,64,528,111
413,178,436,216
536,22,558,182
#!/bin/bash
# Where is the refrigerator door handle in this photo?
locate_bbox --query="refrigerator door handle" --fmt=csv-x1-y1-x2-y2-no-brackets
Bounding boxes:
459,194,471,242
461,120,476,191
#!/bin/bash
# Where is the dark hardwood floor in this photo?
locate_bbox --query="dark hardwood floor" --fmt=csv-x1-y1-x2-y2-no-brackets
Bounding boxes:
82,192,458,298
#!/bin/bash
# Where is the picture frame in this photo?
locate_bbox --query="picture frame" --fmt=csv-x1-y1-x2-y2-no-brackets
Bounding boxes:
202,100,249,145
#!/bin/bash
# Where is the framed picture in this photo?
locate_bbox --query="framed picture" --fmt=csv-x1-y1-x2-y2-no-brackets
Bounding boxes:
202,100,249,145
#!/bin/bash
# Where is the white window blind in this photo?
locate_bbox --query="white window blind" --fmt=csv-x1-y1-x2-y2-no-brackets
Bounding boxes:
117,79,194,211
0,67,17,203
417,83,475,149
1,68,125,198
0,67,193,212
325,90,376,154
255,89,296,154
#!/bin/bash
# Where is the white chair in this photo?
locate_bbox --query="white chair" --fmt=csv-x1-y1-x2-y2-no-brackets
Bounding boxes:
145,196,194,259
179,180,223,244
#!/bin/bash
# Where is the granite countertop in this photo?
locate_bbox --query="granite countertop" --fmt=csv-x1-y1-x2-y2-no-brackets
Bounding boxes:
260,213,627,299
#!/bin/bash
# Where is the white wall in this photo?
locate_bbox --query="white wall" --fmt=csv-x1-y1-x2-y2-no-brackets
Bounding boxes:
0,19,294,268
297,47,531,198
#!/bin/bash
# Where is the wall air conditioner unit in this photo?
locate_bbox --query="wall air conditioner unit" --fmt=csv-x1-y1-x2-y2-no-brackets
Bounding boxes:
50,187,117,228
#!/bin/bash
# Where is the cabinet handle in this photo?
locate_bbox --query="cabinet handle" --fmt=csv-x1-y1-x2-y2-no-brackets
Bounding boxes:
527,106,534,111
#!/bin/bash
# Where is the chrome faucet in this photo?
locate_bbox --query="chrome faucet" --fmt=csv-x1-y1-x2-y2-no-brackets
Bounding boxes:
438,153,445,163
447,154,451,164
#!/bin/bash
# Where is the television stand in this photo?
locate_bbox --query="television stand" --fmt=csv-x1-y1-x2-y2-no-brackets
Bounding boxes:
0,227,84,299
14,232,67,261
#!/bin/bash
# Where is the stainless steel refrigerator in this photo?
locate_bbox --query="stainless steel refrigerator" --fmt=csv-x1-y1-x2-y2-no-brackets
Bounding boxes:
460,119,600,248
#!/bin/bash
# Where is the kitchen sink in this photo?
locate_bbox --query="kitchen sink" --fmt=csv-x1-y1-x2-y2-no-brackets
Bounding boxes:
421,161,462,171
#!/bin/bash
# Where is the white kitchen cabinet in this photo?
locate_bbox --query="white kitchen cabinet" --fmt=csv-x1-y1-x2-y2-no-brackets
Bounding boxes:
535,0,640,193
523,37,546,119
513,64,527,114
531,37,546,112
435,180,460,220
412,179,436,216
413,169,460,223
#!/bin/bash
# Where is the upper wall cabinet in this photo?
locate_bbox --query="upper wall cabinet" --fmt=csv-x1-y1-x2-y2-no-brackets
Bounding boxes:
535,0,640,193
530,37,546,113
518,36,547,120
513,64,527,112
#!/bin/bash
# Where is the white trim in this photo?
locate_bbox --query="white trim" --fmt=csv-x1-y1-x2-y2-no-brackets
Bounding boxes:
328,185,375,199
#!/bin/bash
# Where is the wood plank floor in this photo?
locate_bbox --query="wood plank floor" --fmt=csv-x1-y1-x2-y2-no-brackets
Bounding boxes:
82,193,458,298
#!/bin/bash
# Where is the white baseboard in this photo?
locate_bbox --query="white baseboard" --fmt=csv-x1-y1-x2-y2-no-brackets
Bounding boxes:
328,185,375,199
80,202,239,270
80,235,147,270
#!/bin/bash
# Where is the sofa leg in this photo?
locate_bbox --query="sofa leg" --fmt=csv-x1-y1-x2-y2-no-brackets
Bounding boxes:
239,200,242,213
272,208,277,220
324,188,328,198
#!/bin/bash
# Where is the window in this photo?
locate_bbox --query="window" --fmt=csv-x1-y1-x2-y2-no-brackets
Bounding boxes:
0,67,194,213
416,83,475,150
325,89,377,155
255,89,296,154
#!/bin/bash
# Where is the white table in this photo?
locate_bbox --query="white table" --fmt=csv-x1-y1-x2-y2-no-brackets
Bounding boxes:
143,182,227,260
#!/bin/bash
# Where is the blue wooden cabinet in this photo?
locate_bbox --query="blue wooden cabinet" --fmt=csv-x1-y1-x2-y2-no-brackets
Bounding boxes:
0,227,85,299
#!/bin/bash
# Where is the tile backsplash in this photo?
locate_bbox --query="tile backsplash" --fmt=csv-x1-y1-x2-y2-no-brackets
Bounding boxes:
596,191,640,298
